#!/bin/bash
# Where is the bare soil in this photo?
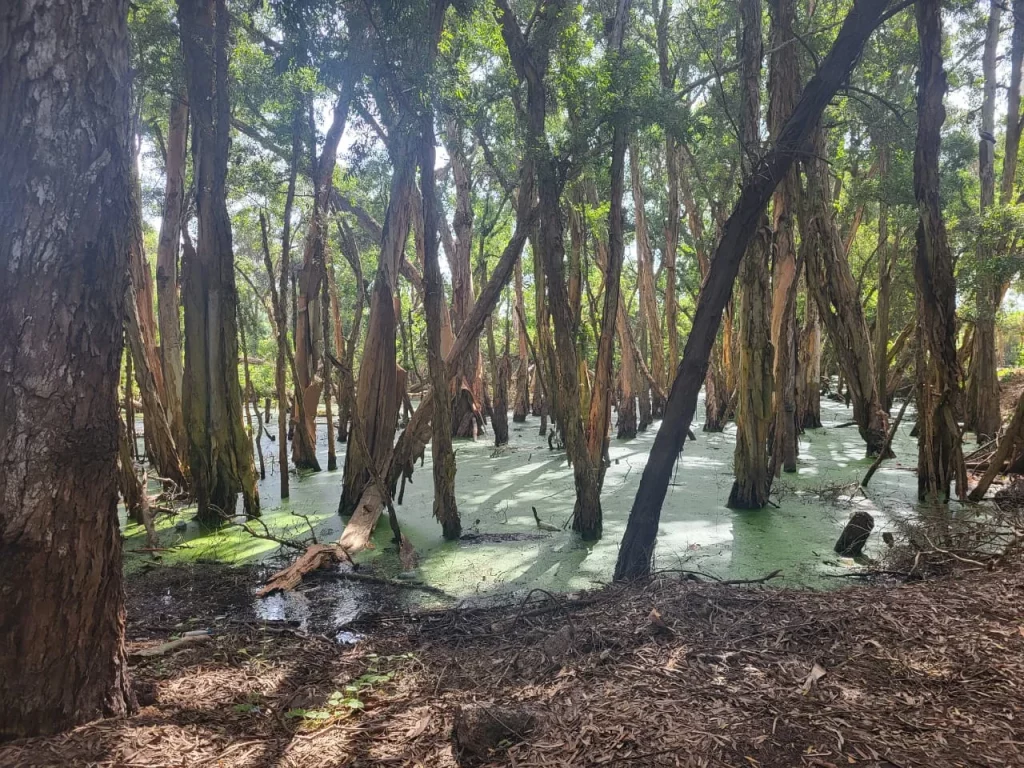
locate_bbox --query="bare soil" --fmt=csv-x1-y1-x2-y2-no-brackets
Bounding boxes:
2,563,1023,767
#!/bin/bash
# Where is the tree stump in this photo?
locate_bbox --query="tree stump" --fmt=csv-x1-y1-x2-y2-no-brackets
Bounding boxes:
834,511,874,557
452,702,536,765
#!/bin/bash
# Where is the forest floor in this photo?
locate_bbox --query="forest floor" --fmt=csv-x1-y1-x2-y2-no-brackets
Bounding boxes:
1000,368,1024,418
3,560,1024,767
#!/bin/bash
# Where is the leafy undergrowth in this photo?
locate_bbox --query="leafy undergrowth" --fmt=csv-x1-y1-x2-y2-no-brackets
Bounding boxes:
2,563,1024,767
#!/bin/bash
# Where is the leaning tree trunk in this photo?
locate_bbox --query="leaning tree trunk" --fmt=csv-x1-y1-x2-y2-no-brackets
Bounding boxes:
967,0,1003,443
768,0,801,474
914,0,966,503
802,123,890,457
614,0,894,581
156,91,188,450
0,0,135,735
179,0,259,524
728,0,773,510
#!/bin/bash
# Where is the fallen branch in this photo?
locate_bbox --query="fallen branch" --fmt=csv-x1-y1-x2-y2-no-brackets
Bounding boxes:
258,543,353,596
861,395,912,487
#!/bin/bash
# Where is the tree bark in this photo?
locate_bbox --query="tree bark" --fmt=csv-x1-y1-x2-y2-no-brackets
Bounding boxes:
802,123,890,457
179,0,260,524
874,144,892,415
420,91,461,539
512,256,531,421
156,91,188,450
1002,0,1024,206
658,0,681,375
914,0,966,502
768,0,800,474
728,0,773,509
614,0,893,581
968,0,1002,443
798,270,823,428
631,143,665,417
0,0,135,735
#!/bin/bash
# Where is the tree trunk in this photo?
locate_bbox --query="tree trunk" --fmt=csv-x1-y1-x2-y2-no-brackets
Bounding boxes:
335,218,366,446
728,0,773,510
126,166,189,491
798,272,823,428
658,0,681,375
512,257,531,421
0,0,135,735
914,0,966,502
420,103,461,540
156,91,188,450
631,143,665,416
802,123,890,457
179,0,260,524
768,0,800,474
967,0,1002,443
1002,0,1024,206
874,144,892,415
339,132,415,516
614,0,893,581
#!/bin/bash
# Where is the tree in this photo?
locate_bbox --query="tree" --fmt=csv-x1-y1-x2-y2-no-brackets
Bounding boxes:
178,0,260,524
913,0,965,502
615,0,895,581
967,0,1002,443
728,0,773,510
0,0,135,735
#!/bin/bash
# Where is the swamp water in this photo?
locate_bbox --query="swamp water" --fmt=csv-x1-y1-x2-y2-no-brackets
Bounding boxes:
124,395,944,629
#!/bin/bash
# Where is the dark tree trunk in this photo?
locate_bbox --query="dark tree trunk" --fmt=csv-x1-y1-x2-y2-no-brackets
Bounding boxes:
512,257,531,422
0,0,135,735
658,0,681,378
614,0,893,581
874,144,892,415
179,0,260,525
914,0,966,502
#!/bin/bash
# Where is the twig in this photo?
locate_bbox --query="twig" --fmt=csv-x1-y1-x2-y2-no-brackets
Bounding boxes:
861,395,912,487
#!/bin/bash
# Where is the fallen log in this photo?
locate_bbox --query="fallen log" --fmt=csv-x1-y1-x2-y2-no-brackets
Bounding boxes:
257,543,351,596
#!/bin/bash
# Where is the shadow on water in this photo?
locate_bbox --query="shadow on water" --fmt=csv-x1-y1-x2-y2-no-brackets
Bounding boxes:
124,394,960,621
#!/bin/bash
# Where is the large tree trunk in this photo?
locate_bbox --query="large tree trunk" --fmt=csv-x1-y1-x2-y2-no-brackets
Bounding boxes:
156,91,188,450
1002,0,1024,206
914,0,966,502
967,0,1003,443
728,0,773,510
179,0,260,525
0,0,135,735
768,0,801,474
614,0,893,581
802,124,890,457
420,100,460,540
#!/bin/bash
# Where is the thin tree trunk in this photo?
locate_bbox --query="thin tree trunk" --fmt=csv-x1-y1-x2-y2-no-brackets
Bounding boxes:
0,0,135,734
1002,0,1024,205
968,0,1002,443
914,0,967,502
335,219,366,446
156,91,188,450
875,144,892,415
658,0,681,375
728,0,773,509
614,0,893,581
322,260,337,471
631,143,665,417
768,0,800,474
512,256,531,421
798,270,823,428
239,311,266,480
